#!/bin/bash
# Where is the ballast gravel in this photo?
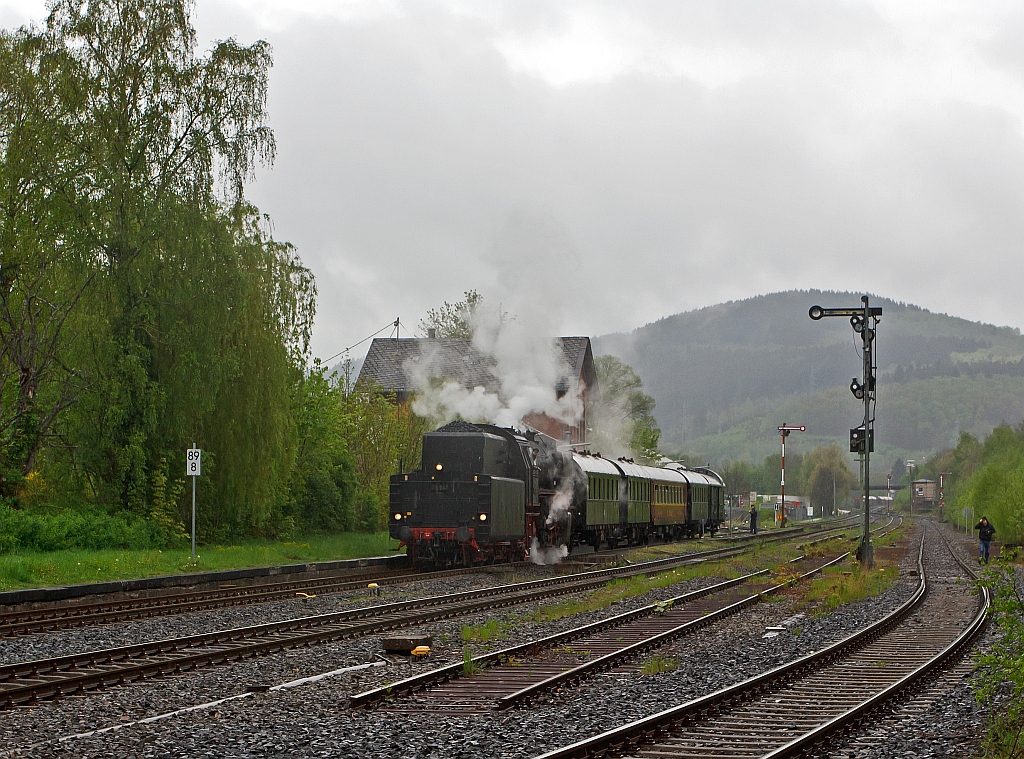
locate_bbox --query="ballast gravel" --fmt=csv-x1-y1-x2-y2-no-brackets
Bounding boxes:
4,520,1003,757
811,520,1018,759
0,565,724,754
0,564,570,665
1,529,936,759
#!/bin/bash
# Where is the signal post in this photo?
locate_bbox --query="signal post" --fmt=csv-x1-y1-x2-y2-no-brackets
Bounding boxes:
809,296,882,568
777,425,806,528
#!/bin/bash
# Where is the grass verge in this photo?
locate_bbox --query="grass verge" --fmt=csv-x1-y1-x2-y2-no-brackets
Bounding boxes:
0,532,400,592
462,618,514,643
529,540,811,623
639,655,679,675
799,561,899,614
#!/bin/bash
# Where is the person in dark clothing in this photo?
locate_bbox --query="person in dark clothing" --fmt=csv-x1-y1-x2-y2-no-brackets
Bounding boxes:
975,517,995,564
749,505,758,535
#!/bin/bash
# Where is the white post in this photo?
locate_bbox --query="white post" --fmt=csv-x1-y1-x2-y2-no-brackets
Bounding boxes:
191,473,197,561
186,444,201,562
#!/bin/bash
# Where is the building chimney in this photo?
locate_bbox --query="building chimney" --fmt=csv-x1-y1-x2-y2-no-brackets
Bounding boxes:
427,328,437,339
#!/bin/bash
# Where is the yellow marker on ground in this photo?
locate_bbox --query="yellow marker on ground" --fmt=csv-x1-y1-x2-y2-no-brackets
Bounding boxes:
411,646,430,657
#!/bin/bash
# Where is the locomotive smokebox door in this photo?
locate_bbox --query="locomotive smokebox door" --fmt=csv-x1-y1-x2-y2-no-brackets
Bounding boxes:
456,525,471,543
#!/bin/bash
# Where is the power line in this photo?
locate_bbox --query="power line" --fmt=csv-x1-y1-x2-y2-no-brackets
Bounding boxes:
320,318,400,365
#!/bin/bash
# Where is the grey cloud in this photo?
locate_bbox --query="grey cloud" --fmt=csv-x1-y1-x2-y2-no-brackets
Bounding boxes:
201,0,1024,358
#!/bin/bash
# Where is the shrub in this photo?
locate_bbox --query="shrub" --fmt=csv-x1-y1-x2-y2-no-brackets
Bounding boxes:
302,465,355,533
0,506,167,554
976,565,1024,759
353,490,383,533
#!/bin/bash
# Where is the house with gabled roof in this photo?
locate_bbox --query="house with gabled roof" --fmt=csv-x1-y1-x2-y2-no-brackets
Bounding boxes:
357,336,599,445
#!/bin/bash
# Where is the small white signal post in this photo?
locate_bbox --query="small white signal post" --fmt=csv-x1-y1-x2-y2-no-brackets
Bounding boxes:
186,446,201,560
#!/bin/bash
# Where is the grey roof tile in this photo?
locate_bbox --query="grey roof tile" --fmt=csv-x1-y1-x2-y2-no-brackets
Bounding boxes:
357,337,595,397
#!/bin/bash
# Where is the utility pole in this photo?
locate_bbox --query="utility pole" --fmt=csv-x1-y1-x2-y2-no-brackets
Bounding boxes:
778,425,806,528
809,296,881,568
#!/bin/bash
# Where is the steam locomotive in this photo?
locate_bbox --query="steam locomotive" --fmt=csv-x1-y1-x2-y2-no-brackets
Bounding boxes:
389,421,725,566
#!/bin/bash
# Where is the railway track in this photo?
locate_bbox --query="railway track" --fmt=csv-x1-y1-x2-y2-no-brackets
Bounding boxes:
350,557,842,713
0,531,836,709
347,517,900,713
531,522,986,759
0,516,866,638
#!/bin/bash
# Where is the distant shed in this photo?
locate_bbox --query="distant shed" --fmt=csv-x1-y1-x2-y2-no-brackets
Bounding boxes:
357,336,598,445
911,479,938,511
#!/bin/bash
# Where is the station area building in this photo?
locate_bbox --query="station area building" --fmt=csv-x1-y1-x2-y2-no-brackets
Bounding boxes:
356,335,598,445
911,479,938,511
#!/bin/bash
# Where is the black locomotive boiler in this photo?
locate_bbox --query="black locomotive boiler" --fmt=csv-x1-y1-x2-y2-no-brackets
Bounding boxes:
389,421,725,566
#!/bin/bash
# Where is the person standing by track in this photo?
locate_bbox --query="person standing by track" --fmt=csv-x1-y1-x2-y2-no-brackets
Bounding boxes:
749,504,758,535
975,516,995,565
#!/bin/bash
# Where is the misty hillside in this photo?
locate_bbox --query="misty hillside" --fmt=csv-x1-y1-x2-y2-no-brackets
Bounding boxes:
594,290,1024,467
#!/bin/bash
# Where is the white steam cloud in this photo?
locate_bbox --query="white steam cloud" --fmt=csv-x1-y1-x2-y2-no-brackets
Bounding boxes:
529,537,569,566
546,463,586,527
408,208,589,431
408,305,584,429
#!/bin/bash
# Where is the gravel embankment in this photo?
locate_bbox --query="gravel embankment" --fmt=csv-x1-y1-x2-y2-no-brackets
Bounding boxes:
0,567,728,754
0,565,571,665
4,532,925,758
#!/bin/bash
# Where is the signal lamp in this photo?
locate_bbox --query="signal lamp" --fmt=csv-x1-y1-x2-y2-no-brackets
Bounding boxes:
478,513,487,521
435,463,443,471
393,513,402,521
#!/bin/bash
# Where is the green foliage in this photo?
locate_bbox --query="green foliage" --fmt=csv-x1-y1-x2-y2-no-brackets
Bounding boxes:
923,423,1024,544
462,646,482,676
803,445,859,517
340,378,430,532
975,566,1024,758
419,290,481,339
0,505,166,553
804,562,898,613
0,1,361,545
461,618,511,643
148,458,188,547
592,355,661,463
288,362,356,533
719,444,856,515
640,655,679,675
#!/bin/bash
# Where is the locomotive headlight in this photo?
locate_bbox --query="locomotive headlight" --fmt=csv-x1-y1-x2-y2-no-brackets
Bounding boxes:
478,513,487,521
435,463,443,471
393,513,402,521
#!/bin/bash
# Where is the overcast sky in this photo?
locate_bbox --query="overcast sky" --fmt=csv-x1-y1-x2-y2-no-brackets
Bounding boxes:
3,1,1024,362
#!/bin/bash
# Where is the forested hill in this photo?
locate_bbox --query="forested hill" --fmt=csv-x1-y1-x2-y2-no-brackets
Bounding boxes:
594,291,1024,467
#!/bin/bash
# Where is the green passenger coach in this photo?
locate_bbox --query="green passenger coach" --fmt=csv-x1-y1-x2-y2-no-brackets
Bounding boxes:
571,452,724,548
